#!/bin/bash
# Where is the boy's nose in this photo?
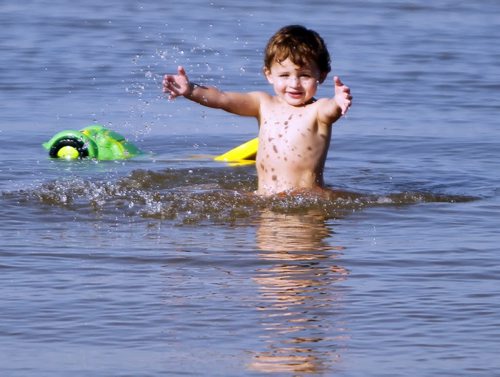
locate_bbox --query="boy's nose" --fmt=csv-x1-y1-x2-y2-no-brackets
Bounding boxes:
288,76,299,86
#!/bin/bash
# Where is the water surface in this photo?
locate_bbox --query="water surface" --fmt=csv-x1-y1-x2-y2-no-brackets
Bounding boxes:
1,1,500,376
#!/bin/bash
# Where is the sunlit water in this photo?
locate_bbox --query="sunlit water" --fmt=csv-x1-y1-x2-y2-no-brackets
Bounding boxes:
1,1,500,376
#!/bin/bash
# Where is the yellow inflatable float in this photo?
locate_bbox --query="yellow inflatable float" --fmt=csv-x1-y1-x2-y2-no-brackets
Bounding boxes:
213,137,258,165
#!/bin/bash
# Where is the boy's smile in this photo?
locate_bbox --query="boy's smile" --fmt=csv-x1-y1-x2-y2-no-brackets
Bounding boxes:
265,58,323,106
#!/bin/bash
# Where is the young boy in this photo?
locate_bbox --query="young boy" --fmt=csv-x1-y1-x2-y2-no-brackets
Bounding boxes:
163,25,352,196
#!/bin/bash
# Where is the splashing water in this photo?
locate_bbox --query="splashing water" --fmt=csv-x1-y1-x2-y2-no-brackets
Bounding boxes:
4,166,475,226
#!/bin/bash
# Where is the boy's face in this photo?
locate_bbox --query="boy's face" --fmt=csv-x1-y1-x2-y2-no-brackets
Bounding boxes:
264,58,326,107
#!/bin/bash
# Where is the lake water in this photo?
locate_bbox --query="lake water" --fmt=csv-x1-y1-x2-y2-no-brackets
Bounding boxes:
1,1,500,376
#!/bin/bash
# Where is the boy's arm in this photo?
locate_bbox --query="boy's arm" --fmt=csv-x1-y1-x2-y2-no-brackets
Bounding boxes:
163,66,261,117
318,76,352,125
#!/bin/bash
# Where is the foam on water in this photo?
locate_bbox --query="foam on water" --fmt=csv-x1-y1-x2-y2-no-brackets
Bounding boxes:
4,166,476,226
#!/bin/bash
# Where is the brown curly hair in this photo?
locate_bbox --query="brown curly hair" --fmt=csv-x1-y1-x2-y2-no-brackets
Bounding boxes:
264,25,331,76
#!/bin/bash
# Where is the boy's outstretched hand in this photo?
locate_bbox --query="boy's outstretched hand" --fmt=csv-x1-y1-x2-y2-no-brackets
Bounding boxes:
163,66,191,99
333,76,352,115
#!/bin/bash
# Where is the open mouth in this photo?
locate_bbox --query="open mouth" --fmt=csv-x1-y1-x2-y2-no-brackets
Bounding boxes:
287,91,303,99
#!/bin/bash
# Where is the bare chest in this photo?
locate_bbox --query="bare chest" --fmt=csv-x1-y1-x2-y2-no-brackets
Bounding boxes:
260,108,327,149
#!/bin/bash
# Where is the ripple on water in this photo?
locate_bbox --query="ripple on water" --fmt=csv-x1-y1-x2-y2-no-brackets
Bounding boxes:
2,167,477,225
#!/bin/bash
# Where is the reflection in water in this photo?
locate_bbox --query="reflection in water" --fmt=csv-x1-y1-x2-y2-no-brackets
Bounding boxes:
249,209,349,374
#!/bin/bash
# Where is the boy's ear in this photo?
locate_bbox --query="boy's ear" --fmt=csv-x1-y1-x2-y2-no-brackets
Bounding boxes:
263,67,273,84
318,72,328,84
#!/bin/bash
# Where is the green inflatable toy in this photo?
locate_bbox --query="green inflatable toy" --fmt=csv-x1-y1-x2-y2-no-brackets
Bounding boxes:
43,125,142,160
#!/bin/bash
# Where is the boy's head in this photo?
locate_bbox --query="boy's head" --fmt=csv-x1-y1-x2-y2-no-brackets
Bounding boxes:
264,25,331,83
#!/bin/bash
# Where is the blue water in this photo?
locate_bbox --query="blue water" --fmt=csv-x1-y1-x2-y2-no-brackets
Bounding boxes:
1,1,500,376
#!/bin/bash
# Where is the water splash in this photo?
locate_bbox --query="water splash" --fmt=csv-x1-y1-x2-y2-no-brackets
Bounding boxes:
3,167,476,225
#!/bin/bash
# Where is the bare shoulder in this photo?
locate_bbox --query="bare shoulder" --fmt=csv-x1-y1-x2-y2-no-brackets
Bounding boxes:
223,90,269,116
249,90,273,103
